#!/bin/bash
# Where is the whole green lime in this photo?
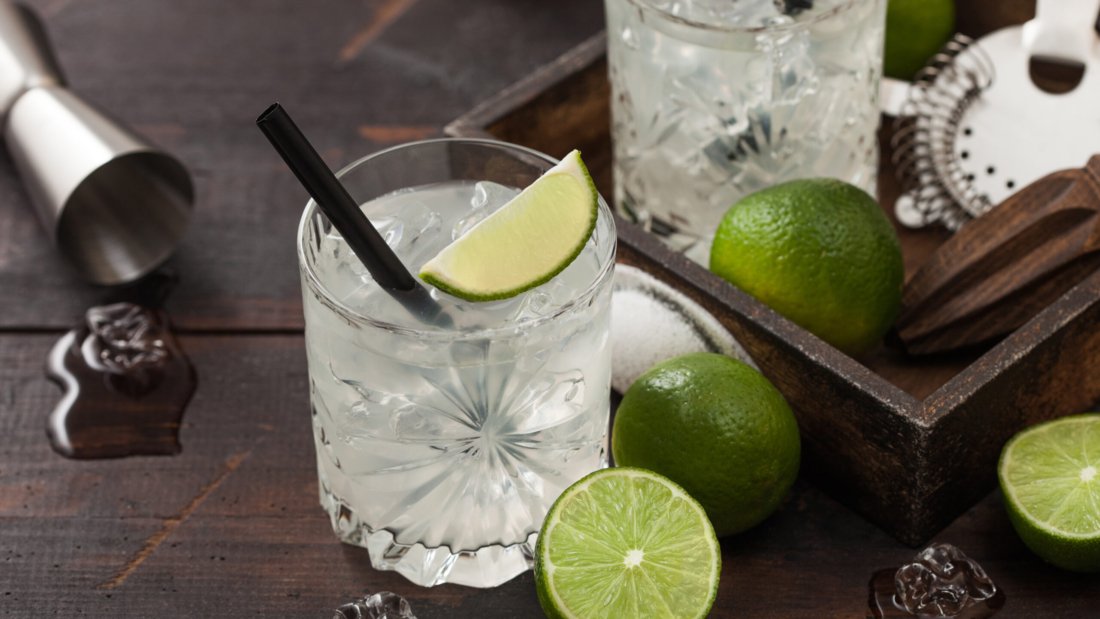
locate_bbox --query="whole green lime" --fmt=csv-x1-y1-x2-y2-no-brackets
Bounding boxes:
709,178,903,356
611,352,800,537
884,0,955,79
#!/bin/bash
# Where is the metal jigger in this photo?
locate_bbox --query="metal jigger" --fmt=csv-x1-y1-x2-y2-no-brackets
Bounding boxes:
0,1,193,285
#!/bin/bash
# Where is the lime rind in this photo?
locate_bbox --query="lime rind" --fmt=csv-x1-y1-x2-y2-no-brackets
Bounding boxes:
998,413,1100,572
535,467,721,619
419,149,599,302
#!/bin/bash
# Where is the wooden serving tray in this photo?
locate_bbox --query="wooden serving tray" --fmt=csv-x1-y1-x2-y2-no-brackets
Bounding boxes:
444,18,1100,545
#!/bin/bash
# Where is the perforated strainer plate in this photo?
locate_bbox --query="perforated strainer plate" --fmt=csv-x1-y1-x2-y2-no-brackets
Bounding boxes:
954,26,1100,211
892,0,1100,230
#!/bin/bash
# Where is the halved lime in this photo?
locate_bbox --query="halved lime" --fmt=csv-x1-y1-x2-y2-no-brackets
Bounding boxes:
535,467,721,619
998,413,1100,572
419,149,598,302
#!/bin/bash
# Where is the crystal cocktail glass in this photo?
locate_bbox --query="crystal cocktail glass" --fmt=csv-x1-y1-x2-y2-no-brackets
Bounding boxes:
605,0,887,262
296,139,616,588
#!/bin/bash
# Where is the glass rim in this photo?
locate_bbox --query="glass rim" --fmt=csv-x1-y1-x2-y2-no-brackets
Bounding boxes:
623,0,860,34
295,137,617,340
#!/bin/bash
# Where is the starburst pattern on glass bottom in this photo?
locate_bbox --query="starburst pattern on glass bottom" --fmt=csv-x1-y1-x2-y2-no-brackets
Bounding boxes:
311,361,605,552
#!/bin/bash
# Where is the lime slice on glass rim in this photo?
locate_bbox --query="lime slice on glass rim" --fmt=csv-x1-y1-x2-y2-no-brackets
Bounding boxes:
419,149,598,302
535,467,721,619
998,413,1100,572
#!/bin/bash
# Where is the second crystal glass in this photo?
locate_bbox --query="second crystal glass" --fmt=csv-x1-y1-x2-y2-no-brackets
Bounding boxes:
605,0,887,262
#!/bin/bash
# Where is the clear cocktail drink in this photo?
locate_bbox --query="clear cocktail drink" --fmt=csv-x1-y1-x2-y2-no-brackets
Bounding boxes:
297,140,616,588
606,0,887,262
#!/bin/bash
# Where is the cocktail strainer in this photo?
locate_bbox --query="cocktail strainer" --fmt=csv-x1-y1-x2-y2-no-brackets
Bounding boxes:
891,0,1100,230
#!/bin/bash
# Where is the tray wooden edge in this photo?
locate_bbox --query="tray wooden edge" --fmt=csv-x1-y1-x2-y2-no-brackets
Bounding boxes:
924,268,1100,418
445,32,608,141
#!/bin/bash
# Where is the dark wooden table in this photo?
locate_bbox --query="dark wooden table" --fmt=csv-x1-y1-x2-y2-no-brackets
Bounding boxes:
1,1,1097,616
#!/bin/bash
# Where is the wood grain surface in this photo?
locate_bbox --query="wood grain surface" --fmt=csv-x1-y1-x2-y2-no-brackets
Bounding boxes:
3,334,1099,617
0,0,604,330
2,1,1099,617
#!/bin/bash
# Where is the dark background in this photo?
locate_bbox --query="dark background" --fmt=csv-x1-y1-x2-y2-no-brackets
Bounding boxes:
1,1,1097,616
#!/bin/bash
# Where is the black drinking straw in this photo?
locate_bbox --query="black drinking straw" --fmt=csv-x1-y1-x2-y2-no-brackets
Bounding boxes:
256,103,446,323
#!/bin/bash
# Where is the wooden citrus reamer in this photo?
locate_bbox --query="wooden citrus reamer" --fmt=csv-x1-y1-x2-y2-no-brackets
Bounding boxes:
896,155,1100,354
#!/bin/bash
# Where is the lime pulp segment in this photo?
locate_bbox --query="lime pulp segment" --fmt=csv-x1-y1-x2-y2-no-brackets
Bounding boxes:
419,149,598,302
535,467,720,619
1000,414,1100,537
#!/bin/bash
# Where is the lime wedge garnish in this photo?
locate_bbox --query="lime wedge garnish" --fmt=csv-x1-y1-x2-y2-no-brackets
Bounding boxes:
419,149,598,302
535,467,721,619
998,413,1100,572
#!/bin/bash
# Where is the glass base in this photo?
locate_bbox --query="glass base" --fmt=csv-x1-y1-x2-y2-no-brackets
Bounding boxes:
320,481,535,588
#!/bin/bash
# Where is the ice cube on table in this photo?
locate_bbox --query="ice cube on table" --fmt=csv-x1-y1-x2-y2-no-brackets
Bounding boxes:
894,543,1000,617
333,591,416,619
84,303,169,374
